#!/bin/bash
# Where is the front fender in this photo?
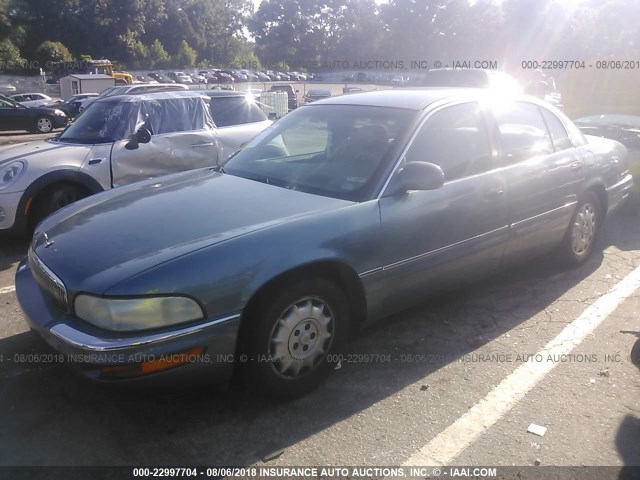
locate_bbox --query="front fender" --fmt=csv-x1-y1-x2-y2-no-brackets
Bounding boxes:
104,201,382,320
15,169,105,234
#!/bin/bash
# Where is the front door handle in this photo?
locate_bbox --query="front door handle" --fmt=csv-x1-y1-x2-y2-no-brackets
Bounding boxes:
484,185,505,199
88,158,105,165
570,161,583,172
191,143,215,148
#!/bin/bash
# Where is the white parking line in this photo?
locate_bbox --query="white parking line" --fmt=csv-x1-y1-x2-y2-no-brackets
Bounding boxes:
402,264,640,467
0,285,15,295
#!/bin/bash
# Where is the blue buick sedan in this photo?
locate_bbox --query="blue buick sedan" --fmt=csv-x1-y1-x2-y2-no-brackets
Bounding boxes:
16,89,633,397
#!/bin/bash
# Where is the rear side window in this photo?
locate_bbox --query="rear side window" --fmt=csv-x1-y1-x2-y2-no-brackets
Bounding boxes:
141,98,211,134
210,97,267,127
541,108,573,151
405,102,493,181
494,101,553,164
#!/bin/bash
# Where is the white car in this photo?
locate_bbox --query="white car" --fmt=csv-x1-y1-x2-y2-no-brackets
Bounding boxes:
79,83,188,112
168,72,194,84
190,73,207,84
0,91,271,235
10,93,53,108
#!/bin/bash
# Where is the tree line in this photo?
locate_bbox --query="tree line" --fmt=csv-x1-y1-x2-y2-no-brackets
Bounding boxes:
0,0,637,74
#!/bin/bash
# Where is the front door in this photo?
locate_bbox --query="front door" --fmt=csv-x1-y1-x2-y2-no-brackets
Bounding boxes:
109,97,219,187
110,129,219,187
377,102,509,315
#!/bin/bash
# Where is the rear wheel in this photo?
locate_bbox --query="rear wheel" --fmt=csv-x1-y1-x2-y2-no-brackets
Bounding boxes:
34,116,54,134
560,192,603,265
31,183,89,228
242,277,350,398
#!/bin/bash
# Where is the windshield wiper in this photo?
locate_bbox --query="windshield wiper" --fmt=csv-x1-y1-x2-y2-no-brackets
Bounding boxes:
253,175,295,190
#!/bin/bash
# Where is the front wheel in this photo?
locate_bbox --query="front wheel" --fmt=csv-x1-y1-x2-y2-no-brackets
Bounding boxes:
242,277,350,398
34,116,54,134
560,192,603,266
31,183,89,229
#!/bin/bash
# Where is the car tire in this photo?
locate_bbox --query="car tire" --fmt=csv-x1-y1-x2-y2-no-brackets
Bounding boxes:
32,183,88,228
559,191,603,266
242,277,350,398
34,116,54,134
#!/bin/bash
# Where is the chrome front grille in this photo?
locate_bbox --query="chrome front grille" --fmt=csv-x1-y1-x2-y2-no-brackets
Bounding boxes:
28,248,69,312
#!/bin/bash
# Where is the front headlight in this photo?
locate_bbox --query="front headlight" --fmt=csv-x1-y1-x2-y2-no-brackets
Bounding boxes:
74,294,204,332
0,161,25,190
53,109,66,116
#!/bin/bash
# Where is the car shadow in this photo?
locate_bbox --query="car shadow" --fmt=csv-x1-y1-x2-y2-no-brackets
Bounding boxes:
0,211,636,466
615,415,640,479
0,236,28,272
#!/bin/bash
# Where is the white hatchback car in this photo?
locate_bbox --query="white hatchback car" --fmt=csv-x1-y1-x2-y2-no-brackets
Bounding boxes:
79,83,188,112
0,91,271,235
10,93,53,108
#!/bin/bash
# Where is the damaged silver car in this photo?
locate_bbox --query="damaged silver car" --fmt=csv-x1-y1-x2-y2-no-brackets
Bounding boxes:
0,91,271,236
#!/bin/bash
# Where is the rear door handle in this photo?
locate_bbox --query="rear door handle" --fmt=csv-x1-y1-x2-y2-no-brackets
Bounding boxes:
571,161,583,172
484,186,505,199
191,143,215,148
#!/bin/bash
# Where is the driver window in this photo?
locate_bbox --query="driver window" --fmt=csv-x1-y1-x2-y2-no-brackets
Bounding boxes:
405,103,492,181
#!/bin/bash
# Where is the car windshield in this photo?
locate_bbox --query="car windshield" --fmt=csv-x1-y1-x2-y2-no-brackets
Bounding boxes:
223,104,413,201
58,100,137,144
0,97,20,109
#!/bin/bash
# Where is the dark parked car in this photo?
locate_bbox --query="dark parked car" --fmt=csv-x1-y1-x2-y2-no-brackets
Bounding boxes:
17,90,633,397
0,94,68,133
304,89,332,103
205,90,269,127
148,72,175,84
575,114,640,203
45,93,100,118
270,84,299,110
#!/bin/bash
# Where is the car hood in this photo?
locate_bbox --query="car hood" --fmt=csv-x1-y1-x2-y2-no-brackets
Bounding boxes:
0,139,92,169
32,170,353,293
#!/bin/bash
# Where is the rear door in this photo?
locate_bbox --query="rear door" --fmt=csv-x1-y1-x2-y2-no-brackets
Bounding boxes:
110,98,218,187
376,102,509,316
490,101,584,261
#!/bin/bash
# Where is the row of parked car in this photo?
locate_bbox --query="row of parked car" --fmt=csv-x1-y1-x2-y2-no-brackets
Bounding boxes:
139,69,314,85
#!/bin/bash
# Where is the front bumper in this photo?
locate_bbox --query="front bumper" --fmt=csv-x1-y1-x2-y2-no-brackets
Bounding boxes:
0,190,24,231
606,173,634,214
52,115,69,128
16,259,241,386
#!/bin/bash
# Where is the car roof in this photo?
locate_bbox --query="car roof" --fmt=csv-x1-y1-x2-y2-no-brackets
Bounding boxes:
96,91,208,104
203,90,250,98
310,88,486,110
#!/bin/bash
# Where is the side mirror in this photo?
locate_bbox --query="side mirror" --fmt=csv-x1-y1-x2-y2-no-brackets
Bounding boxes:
295,89,299,94
137,128,152,144
125,128,152,150
396,161,445,192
